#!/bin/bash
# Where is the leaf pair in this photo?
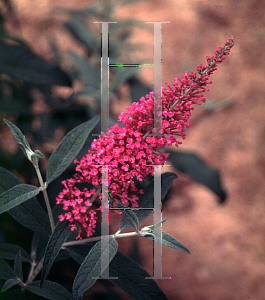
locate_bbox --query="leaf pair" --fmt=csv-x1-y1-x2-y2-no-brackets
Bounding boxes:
0,245,73,299
0,115,100,218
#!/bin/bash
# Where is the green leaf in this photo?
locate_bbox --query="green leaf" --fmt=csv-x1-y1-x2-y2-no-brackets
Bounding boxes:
3,119,29,149
64,247,168,300
168,151,226,203
0,184,41,214
8,202,51,237
14,251,23,281
3,122,43,166
46,115,100,184
117,203,139,232
41,220,72,287
26,280,74,300
119,0,150,5
121,173,177,231
67,88,101,102
110,65,139,91
1,278,22,293
144,230,190,254
3,119,32,161
128,76,152,104
32,233,49,263
68,51,100,90
147,218,168,230
60,4,98,19
0,258,16,280
0,244,31,262
32,150,45,159
108,252,168,300
0,167,51,237
72,237,118,300
64,18,96,55
64,245,93,265
0,40,71,86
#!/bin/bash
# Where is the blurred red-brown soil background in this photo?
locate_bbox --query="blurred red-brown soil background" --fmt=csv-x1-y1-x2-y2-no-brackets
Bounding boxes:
1,0,265,299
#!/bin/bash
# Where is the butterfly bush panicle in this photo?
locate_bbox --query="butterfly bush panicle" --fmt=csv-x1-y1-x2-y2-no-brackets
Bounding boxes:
56,37,235,239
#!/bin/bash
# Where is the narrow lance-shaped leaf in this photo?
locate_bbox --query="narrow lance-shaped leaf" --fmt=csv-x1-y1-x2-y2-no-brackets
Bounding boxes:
0,258,16,280
46,115,100,184
64,19,97,55
147,218,168,230
0,40,71,86
0,244,31,262
3,119,29,147
3,119,44,166
8,201,50,237
108,251,168,300
72,237,118,300
168,151,226,203
27,280,74,300
41,220,72,287
121,172,177,231
0,167,51,237
3,119,31,159
0,184,41,214
32,149,45,159
67,51,100,95
14,250,23,281
1,278,22,293
144,230,190,254
117,202,139,232
128,76,152,104
110,65,139,91
65,247,168,300
63,245,93,265
119,0,152,6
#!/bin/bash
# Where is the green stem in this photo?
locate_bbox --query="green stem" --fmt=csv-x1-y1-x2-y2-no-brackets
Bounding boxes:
35,165,55,231
25,260,36,284
63,231,141,247
25,256,44,284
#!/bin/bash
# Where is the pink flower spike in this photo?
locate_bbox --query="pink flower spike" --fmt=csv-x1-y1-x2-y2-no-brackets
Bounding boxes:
56,37,235,239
